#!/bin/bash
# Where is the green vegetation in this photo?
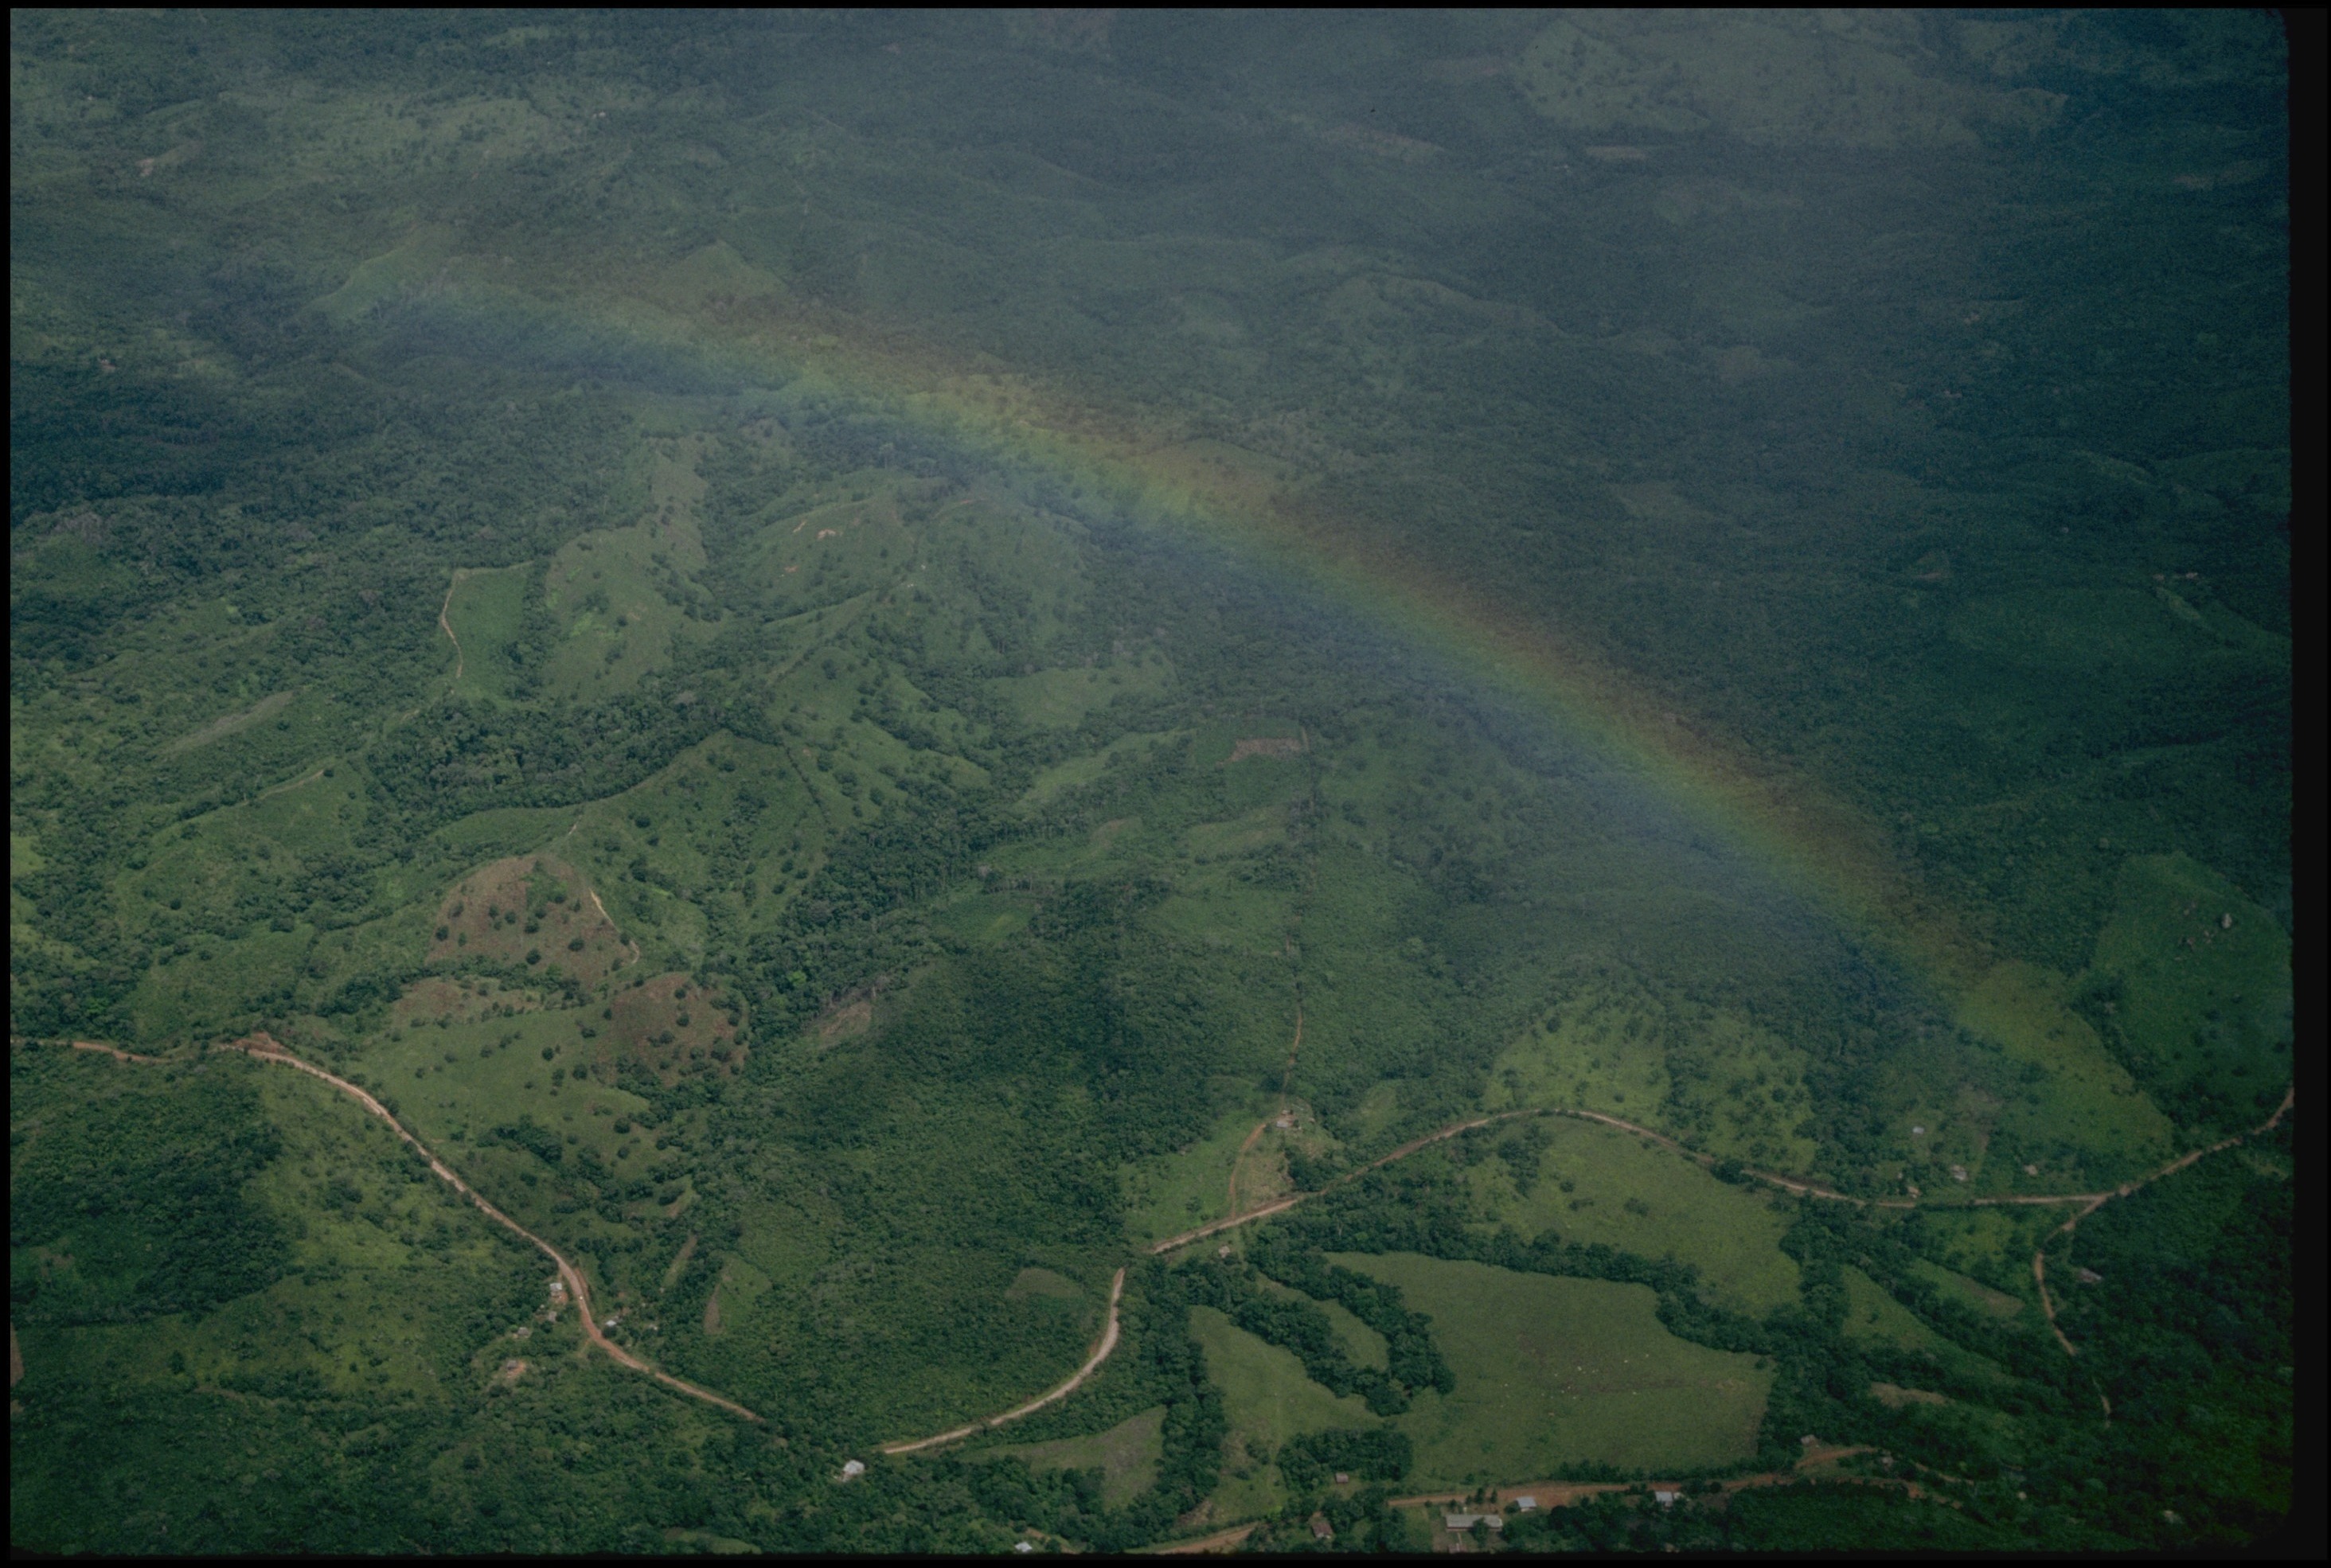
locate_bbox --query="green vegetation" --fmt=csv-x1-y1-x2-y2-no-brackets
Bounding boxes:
985,1406,1166,1508
10,7,2288,1554
1330,1254,1769,1482
1185,1306,1377,1521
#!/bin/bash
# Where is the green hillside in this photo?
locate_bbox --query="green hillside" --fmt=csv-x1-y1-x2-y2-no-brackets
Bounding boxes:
12,10,2288,1554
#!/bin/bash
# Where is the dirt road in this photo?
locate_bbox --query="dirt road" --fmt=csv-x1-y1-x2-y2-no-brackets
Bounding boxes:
1141,1522,1259,1554
1154,1110,1535,1255
2035,1082,2294,1366
217,1035,762,1423
1226,1008,1303,1215
437,571,469,681
22,1032,2290,1452
882,1267,1126,1456
68,1039,163,1064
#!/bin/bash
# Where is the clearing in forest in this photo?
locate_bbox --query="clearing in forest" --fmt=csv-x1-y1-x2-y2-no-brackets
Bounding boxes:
429,855,636,988
1329,1253,1767,1484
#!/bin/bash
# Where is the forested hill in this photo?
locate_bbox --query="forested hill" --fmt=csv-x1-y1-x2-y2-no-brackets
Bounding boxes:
12,10,2290,1554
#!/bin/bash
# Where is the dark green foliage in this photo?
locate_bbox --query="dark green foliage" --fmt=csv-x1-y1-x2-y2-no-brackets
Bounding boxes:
482,1118,564,1166
1498,1484,2032,1554
1248,1238,1456,1398
1277,1426,1412,1492
11,1055,288,1322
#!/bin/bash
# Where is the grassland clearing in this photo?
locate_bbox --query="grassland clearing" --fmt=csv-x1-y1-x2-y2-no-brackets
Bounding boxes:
1953,963,2173,1187
605,969,745,1082
1841,1266,1944,1352
1463,1114,1802,1314
1328,1254,1767,1484
442,567,531,701
1123,1082,1293,1246
1490,1000,1668,1121
986,1405,1168,1507
1187,1305,1379,1522
428,853,635,988
159,688,298,755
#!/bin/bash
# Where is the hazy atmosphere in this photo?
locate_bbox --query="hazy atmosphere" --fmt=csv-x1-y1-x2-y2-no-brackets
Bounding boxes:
10,10,2292,1554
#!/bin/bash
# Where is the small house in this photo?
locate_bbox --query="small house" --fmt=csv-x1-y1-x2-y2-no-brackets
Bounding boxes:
1333,1472,1350,1485
1801,1434,1820,1449
839,1459,866,1481
1444,1513,1503,1534
1654,1490,1678,1507
1310,1516,1333,1540
1013,1543,1035,1554
1513,1496,1538,1511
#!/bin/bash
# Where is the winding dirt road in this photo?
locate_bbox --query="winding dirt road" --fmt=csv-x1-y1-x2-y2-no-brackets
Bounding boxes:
1224,1008,1302,1216
2034,1083,2294,1362
881,1267,1126,1456
22,1032,2291,1453
216,1034,762,1422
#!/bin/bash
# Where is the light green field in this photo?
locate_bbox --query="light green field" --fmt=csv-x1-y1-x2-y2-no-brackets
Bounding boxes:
1902,1205,2061,1290
1907,1258,2026,1320
1122,1082,1286,1245
1019,729,1188,809
1465,1115,1802,1314
930,891,1035,948
1256,1274,1389,1371
444,567,530,701
1841,1266,1944,1352
990,659,1171,729
1953,962,2174,1185
361,1004,654,1162
1329,1253,1769,1485
987,1406,1167,1507
1189,1304,1378,1522
1486,976,1673,1130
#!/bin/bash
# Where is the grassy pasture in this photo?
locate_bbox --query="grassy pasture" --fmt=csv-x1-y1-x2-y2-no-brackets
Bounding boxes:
1121,1078,1286,1244
1328,1253,1769,1485
1488,975,1673,1130
1019,728,1188,809
1841,1266,1944,1352
428,853,634,989
986,1405,1168,1507
1906,1258,2026,1320
1466,1114,1802,1315
443,567,530,702
1188,1304,1379,1522
991,660,1171,729
1903,1205,2062,1294
360,1008,655,1164
1257,1273,1389,1371
1953,962,2173,1187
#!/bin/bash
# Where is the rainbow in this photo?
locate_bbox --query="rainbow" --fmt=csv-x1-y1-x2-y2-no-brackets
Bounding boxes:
392,263,1985,996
